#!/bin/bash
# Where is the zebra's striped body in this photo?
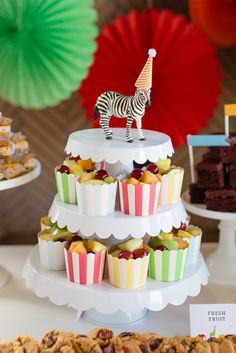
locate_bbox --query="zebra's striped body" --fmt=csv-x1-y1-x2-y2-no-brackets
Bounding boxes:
94,89,151,142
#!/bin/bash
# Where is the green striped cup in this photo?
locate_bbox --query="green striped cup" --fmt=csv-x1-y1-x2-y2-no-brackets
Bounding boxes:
149,247,188,281
55,169,81,204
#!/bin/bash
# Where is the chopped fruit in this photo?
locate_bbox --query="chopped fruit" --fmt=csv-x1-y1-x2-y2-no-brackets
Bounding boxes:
130,168,143,180
118,251,133,260
126,177,139,185
104,176,115,184
146,163,159,174
39,229,73,242
173,237,189,249
187,226,201,236
118,238,143,252
159,232,174,240
149,236,179,251
78,173,95,183
95,169,108,180
63,160,83,174
155,245,167,251
84,240,107,253
110,249,122,257
40,216,54,230
140,170,158,184
56,165,70,174
155,158,171,173
83,179,106,185
77,158,95,171
69,155,81,161
176,230,192,239
68,235,83,244
69,241,87,254
133,248,148,259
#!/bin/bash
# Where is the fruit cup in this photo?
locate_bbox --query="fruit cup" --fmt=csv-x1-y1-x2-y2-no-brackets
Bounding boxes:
182,225,202,266
149,236,188,281
38,228,74,271
55,163,83,204
158,167,184,205
64,239,107,285
76,170,117,216
107,239,150,289
118,171,161,216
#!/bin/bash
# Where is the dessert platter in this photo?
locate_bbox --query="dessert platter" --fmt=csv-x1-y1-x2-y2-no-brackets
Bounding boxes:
0,112,41,287
183,104,236,285
23,127,209,326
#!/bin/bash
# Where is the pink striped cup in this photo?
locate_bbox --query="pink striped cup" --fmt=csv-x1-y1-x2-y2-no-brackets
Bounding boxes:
118,175,161,216
64,248,107,285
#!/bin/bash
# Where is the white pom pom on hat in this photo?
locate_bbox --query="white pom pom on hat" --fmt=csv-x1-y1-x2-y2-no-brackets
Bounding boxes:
148,48,157,57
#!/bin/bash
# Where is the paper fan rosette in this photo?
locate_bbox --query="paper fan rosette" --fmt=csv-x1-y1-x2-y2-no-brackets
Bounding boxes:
189,0,236,47
0,0,98,109
79,9,221,148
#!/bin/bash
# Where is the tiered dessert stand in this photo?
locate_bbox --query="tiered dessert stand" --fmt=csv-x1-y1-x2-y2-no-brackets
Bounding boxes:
183,191,236,285
23,129,209,326
0,160,41,287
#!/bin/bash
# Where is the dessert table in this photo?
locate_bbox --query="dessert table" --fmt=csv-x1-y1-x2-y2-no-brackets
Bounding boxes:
0,243,235,341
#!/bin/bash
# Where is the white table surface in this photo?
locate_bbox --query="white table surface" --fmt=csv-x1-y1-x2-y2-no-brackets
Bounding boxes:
0,244,236,341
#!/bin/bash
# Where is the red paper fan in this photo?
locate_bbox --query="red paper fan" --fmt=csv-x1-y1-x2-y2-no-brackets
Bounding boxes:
79,9,221,148
189,0,236,47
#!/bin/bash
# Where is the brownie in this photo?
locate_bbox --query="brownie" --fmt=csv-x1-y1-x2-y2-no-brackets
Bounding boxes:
229,162,236,189
189,183,206,204
195,160,225,189
205,189,236,212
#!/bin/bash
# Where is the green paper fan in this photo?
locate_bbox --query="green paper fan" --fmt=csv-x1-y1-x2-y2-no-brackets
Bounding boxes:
0,0,98,109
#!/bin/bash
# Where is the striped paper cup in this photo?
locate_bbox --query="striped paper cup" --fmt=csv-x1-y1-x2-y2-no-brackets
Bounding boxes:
149,247,188,281
76,181,117,216
38,237,66,271
118,177,161,216
185,226,202,266
107,252,149,289
64,249,106,285
55,169,81,204
158,168,184,205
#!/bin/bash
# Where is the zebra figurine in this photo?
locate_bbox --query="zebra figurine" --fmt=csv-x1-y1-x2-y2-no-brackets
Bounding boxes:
94,89,151,142
93,48,157,143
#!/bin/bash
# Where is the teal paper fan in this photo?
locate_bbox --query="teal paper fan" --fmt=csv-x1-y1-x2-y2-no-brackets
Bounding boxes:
0,0,98,109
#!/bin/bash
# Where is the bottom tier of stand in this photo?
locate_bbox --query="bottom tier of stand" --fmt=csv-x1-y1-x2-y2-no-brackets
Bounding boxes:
22,246,209,326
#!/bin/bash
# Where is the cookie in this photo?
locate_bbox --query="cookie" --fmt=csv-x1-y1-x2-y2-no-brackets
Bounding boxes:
12,336,38,353
141,333,165,352
39,331,74,353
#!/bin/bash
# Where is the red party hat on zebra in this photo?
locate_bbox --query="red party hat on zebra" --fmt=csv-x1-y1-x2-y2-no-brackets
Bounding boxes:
135,49,157,90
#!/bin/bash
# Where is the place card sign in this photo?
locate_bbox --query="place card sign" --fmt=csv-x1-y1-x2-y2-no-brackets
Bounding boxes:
190,304,236,337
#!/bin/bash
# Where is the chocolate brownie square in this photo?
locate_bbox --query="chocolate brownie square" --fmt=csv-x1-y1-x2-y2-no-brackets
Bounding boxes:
189,183,206,203
195,160,225,188
229,162,236,189
205,189,236,212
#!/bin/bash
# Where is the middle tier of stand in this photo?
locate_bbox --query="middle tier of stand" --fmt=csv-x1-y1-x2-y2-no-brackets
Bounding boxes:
49,194,187,238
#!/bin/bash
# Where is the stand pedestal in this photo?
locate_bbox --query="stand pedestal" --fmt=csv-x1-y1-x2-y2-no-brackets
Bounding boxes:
182,191,236,285
207,220,236,285
0,266,9,288
79,309,149,327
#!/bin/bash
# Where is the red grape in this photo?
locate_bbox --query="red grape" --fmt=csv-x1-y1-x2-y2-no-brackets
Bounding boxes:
155,245,167,251
133,248,148,259
130,168,143,180
57,165,70,174
95,169,108,180
118,251,133,260
68,154,81,161
146,163,159,174
172,222,186,234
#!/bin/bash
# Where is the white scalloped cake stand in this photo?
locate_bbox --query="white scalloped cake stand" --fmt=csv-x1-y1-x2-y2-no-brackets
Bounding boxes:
65,128,174,166
23,245,209,326
182,191,236,285
49,195,187,238
0,161,41,287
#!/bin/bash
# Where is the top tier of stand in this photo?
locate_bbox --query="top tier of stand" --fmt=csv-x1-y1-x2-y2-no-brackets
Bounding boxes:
65,128,174,165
